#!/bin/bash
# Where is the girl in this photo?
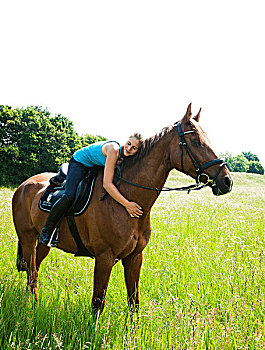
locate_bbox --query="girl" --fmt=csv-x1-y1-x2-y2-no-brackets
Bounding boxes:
39,133,144,245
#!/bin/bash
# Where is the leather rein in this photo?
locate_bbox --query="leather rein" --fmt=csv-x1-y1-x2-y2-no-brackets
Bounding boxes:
111,122,227,196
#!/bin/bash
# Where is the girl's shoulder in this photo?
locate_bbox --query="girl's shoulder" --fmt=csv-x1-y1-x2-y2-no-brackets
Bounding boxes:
102,141,120,149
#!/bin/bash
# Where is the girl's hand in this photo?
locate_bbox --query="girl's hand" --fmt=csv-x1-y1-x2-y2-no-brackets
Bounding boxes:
125,202,143,218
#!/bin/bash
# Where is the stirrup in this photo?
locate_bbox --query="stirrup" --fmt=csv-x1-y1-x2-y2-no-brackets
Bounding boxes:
47,233,59,247
38,229,59,246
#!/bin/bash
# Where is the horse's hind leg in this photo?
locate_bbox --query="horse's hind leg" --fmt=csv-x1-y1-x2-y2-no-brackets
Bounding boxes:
19,230,39,300
17,240,27,272
18,235,51,301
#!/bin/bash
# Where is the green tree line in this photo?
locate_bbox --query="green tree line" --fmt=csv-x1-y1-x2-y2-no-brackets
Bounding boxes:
220,151,264,175
0,105,106,186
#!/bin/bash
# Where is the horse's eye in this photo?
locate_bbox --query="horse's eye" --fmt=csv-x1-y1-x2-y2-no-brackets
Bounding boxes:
191,138,201,147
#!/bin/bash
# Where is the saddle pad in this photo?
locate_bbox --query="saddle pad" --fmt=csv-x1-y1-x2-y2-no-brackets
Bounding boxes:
39,171,97,216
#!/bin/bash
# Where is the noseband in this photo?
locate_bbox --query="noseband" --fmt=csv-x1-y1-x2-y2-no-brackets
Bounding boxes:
177,122,226,186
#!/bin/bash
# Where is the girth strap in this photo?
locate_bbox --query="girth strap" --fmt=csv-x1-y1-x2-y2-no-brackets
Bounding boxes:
67,215,94,258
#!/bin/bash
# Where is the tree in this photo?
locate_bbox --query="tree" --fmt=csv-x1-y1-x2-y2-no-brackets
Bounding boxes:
242,151,260,162
232,155,249,173
220,151,264,174
0,106,84,185
80,134,107,147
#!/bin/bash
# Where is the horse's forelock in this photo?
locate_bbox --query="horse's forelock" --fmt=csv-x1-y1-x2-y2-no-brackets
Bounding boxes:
190,119,211,146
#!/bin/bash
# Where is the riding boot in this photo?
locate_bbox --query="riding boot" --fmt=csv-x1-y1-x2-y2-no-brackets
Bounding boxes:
38,194,71,245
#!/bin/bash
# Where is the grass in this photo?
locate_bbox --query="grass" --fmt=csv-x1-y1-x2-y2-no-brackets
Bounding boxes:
0,171,265,349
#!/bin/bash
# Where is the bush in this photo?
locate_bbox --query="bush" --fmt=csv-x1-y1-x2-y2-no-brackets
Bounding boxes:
247,161,264,175
231,155,249,173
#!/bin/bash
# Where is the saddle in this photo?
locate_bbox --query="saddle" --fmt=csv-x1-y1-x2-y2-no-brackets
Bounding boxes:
39,164,98,216
39,163,99,257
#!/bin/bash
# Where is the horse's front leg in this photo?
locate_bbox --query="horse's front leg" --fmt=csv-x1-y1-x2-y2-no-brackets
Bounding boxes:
122,251,143,315
92,254,114,317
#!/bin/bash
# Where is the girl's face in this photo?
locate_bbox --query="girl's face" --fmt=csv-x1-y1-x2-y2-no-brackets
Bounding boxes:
124,137,140,157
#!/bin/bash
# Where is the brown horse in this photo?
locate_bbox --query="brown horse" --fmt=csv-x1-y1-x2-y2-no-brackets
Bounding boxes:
12,104,233,314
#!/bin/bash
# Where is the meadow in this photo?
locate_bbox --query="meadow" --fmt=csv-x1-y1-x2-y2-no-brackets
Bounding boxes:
0,171,265,349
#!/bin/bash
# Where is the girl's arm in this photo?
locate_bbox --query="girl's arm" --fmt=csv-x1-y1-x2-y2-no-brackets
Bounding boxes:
103,147,143,218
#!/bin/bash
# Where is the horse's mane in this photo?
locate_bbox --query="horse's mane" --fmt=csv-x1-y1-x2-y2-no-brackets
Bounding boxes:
123,124,175,168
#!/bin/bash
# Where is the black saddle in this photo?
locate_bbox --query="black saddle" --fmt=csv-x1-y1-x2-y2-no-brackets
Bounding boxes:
39,163,98,216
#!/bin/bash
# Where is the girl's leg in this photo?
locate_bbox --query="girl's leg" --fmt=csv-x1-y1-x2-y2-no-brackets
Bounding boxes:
64,158,90,201
39,158,89,245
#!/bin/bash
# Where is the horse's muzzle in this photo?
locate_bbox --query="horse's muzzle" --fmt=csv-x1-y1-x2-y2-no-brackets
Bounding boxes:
212,174,233,196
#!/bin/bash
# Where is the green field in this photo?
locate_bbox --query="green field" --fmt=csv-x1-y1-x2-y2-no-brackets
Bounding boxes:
1,172,265,349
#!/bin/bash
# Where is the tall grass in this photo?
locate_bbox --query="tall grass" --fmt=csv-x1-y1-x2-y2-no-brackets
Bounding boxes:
0,172,265,349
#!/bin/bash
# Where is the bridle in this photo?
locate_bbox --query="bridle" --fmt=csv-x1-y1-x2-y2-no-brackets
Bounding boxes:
100,123,227,199
176,122,226,188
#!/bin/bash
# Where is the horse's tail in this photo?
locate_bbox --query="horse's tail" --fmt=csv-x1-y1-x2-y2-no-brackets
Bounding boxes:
16,240,27,272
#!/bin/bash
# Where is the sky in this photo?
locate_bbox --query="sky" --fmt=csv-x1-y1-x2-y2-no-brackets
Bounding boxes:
1,1,265,167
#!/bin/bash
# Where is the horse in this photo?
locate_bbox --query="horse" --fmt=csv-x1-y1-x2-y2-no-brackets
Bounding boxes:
12,104,233,315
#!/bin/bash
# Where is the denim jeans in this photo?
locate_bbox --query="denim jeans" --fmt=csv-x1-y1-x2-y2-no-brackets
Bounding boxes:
64,157,91,202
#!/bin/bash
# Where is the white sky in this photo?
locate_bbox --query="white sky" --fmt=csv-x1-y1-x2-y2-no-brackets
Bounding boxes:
1,1,265,166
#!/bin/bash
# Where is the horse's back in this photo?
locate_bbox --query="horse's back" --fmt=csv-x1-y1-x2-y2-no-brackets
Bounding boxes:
13,173,54,207
12,173,54,236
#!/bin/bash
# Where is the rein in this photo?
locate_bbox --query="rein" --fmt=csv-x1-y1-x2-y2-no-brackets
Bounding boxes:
101,123,227,199
114,163,209,195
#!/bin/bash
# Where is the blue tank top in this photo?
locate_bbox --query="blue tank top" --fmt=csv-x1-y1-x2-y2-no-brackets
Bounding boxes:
73,141,122,167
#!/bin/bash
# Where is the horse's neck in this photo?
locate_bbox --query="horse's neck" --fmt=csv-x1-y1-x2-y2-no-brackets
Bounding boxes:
122,129,175,211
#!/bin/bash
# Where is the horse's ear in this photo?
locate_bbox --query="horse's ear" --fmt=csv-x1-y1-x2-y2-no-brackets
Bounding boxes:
193,108,201,122
182,103,192,122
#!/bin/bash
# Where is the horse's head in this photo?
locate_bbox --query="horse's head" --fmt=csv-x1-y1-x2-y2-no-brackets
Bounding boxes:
169,104,233,196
